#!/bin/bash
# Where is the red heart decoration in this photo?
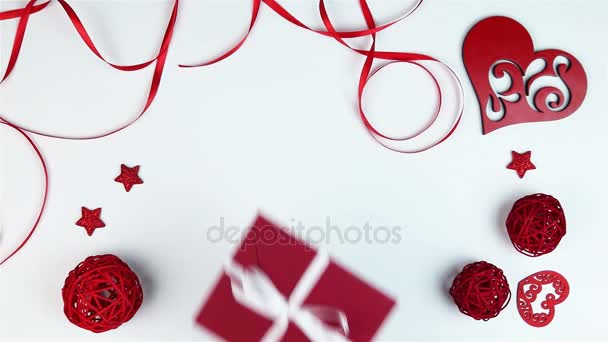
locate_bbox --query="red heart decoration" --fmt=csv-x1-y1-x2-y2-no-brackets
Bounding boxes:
463,16,587,134
517,271,570,328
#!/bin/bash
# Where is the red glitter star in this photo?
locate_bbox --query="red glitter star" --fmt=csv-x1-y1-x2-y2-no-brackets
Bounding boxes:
76,207,105,236
507,151,536,178
114,164,143,192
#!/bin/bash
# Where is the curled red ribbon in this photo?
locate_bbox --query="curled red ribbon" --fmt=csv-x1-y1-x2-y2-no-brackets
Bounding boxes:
0,0,178,139
180,0,463,153
2,0,462,145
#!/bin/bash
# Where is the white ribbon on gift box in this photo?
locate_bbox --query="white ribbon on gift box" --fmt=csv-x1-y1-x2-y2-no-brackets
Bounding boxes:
224,251,350,342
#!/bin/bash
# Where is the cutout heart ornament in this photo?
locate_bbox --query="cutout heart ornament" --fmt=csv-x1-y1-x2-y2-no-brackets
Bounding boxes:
517,271,570,327
463,16,587,134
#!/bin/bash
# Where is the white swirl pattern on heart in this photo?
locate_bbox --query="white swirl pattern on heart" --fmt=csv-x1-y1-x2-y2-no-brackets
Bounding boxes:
487,56,572,122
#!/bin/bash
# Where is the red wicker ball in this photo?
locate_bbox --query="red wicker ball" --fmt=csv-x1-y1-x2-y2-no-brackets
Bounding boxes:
449,261,511,321
62,254,143,333
506,193,566,257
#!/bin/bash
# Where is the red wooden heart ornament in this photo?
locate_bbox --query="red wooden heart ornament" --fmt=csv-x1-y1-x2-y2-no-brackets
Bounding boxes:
463,16,587,134
517,271,570,328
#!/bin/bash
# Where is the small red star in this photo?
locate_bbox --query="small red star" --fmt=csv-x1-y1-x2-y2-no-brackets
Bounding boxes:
114,164,143,192
507,151,536,178
76,207,105,236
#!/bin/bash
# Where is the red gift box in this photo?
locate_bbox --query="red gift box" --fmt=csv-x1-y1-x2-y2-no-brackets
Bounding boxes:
196,215,396,341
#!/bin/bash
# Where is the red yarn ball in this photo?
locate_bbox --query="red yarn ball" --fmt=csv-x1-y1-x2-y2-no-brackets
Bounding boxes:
449,261,511,321
506,193,566,257
62,254,143,333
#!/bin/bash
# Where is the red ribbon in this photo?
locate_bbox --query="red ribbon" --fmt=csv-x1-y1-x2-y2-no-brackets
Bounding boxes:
180,0,463,153
319,0,463,153
0,0,178,139
2,0,462,144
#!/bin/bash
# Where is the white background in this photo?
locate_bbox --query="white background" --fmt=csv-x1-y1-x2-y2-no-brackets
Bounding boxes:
1,0,607,341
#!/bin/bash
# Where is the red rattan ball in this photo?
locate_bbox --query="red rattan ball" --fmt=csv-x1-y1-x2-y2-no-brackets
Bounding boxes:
62,254,143,333
449,261,511,321
506,193,566,257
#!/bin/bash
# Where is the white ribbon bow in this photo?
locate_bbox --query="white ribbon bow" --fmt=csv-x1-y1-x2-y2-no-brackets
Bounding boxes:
224,252,350,342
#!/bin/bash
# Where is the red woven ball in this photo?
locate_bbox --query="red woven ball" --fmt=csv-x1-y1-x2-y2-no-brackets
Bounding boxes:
62,254,143,333
449,261,511,321
506,193,566,257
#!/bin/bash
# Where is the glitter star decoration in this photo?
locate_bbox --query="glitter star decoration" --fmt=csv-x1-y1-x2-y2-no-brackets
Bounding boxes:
507,151,536,178
114,164,143,192
76,207,105,236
